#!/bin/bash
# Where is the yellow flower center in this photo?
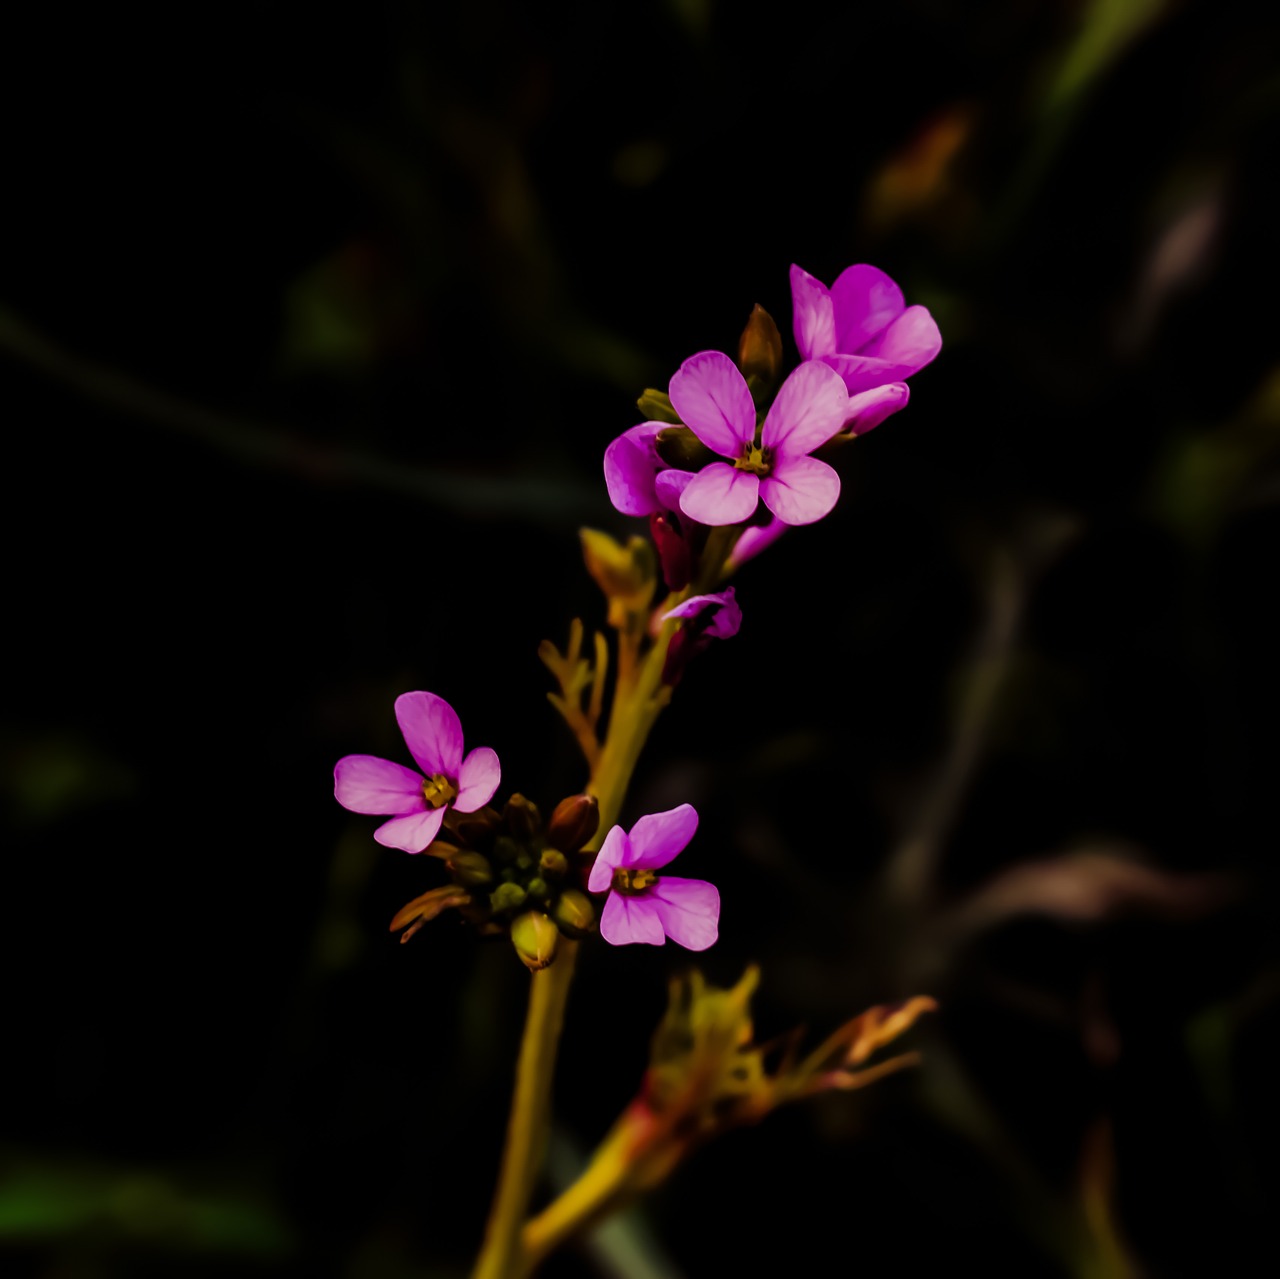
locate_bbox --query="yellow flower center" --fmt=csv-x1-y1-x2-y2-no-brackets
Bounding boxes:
611,867,659,896
734,443,772,477
422,773,459,809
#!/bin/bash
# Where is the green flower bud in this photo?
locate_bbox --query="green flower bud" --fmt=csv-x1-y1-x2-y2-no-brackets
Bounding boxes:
504,793,542,841
492,835,523,865
655,425,715,472
511,911,560,971
738,303,783,401
446,849,494,887
539,848,569,878
551,888,596,939
526,876,550,902
489,882,528,914
546,794,599,854
636,387,681,424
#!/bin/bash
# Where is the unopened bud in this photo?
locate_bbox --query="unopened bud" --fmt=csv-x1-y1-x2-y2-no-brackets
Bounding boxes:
504,793,542,840
452,808,501,846
738,303,783,399
636,388,682,424
446,849,494,886
511,911,560,971
526,877,550,902
581,530,657,628
551,889,596,939
650,512,692,591
546,793,600,853
492,835,523,865
539,848,569,878
490,882,528,914
655,426,714,472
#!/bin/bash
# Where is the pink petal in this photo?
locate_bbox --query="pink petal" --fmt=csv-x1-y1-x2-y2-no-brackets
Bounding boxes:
846,382,909,435
334,754,426,815
760,360,850,459
679,463,759,526
790,264,836,360
627,803,699,871
647,877,720,951
759,455,841,526
860,305,941,372
599,892,666,946
604,423,665,517
668,351,755,457
653,468,694,510
822,352,915,395
829,263,905,353
662,589,741,639
588,824,629,892
454,746,500,812
374,806,446,853
396,691,464,777
729,518,786,567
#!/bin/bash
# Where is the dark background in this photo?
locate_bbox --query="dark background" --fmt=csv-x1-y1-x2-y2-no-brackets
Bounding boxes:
4,2,1279,1276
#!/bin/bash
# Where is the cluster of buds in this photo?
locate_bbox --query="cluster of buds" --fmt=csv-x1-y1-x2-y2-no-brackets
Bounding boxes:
389,792,601,969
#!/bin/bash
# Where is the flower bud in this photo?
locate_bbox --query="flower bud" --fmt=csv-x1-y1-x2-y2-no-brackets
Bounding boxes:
546,793,600,854
581,530,657,629
636,387,681,424
492,835,523,866
489,882,528,914
738,303,783,400
452,808,501,847
655,426,714,472
446,849,494,886
503,793,542,841
551,888,596,939
650,513,692,591
511,911,560,971
526,876,550,902
539,848,569,878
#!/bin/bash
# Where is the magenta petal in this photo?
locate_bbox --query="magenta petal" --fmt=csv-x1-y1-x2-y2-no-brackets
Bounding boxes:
374,806,446,853
830,263,905,353
729,518,786,567
648,877,720,951
822,352,913,395
334,755,426,815
668,351,755,457
663,589,741,639
604,423,664,516
679,463,759,526
588,824,629,892
759,455,841,525
653,468,694,511
761,360,850,459
454,746,500,812
599,892,666,946
626,803,699,871
847,382,909,435
861,305,941,372
790,264,836,361
396,691,464,777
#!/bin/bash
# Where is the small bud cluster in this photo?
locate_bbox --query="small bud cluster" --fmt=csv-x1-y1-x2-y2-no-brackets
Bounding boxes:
390,792,600,969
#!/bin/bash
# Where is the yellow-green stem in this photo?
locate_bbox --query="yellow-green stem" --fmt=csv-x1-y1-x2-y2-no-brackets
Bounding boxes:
472,942,579,1279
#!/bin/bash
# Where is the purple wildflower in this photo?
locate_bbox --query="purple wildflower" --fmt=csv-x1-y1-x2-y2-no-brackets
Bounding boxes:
790,262,941,399
334,691,500,853
667,352,849,527
660,587,742,685
588,804,719,950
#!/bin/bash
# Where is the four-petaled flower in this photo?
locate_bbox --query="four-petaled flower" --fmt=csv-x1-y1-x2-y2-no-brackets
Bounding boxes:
334,691,500,853
662,352,850,527
588,804,719,950
790,262,941,399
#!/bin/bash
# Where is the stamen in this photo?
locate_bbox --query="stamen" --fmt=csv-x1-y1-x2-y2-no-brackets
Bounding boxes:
611,867,659,895
734,443,772,477
422,773,459,809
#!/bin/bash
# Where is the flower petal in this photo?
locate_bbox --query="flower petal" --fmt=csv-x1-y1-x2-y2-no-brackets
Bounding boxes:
599,892,666,946
627,803,699,871
647,877,720,951
668,351,755,457
846,382,909,435
759,455,841,526
396,691,464,777
761,360,850,459
790,264,837,360
822,352,914,395
663,588,742,639
374,806,446,853
829,263,904,353
604,423,665,516
729,518,786,567
334,754,426,815
455,746,500,812
653,468,694,511
679,463,759,526
589,824,630,891
861,305,941,373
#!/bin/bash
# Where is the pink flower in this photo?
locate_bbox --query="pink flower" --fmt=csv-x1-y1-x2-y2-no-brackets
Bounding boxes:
667,352,850,527
334,691,500,853
790,262,941,400
660,587,742,686
587,805,719,950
